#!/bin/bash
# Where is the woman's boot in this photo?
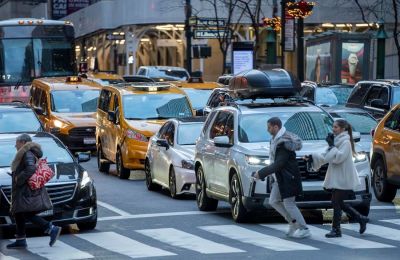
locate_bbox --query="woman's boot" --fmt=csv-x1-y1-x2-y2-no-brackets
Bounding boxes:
346,206,369,234
325,227,342,238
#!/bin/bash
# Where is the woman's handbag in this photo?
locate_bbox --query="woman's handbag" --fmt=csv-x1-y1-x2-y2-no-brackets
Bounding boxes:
28,158,55,190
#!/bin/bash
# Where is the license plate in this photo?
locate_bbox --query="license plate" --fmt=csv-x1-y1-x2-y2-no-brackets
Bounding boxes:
37,209,53,217
84,138,96,144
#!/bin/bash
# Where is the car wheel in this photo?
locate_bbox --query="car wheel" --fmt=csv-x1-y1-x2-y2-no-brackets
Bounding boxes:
229,173,248,223
145,159,161,191
195,166,218,211
372,159,397,202
77,213,97,231
116,149,130,180
169,167,178,199
97,143,110,173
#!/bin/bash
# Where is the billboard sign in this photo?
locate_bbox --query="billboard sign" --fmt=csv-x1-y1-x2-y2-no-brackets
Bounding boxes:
305,42,332,84
340,42,364,84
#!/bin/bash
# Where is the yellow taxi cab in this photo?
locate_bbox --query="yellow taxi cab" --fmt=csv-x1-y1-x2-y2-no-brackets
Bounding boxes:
96,83,194,179
86,71,125,86
30,76,102,151
370,104,400,202
172,77,221,115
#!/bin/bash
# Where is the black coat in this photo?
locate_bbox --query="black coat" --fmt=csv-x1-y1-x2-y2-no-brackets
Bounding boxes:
11,142,52,215
258,143,303,199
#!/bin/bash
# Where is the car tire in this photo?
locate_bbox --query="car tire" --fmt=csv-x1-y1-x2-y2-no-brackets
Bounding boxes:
195,165,218,211
145,159,161,191
169,167,178,199
97,143,110,173
116,149,130,180
372,159,397,202
229,173,248,223
77,213,97,231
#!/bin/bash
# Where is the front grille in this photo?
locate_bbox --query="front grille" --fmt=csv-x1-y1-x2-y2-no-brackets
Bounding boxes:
69,127,96,137
1,182,77,205
297,158,328,180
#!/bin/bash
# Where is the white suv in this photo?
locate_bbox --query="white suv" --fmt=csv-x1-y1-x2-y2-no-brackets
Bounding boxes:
194,70,372,222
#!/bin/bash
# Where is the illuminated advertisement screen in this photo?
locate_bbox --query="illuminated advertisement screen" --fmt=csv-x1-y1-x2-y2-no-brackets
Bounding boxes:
233,50,254,75
305,42,331,84
340,42,364,84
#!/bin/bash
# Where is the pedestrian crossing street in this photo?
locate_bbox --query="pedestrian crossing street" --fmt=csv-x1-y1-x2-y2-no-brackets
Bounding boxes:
2,218,400,259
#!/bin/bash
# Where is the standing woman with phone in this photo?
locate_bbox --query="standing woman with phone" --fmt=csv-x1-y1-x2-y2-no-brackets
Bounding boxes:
305,119,369,238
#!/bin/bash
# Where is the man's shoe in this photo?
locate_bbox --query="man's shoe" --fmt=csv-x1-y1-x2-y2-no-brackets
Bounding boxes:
359,216,369,234
325,228,342,238
49,226,62,247
286,223,299,237
6,239,27,249
292,228,311,239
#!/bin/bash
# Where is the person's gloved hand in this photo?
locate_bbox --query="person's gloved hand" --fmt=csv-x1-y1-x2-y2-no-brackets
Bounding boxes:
325,133,334,147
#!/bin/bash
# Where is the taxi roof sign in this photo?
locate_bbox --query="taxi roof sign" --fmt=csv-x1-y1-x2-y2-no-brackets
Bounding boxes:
121,82,171,92
66,76,82,83
228,69,301,99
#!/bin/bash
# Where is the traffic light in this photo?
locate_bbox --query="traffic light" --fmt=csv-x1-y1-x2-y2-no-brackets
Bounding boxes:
192,45,212,58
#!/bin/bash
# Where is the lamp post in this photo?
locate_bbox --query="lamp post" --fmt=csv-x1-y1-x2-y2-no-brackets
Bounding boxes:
375,20,387,79
297,17,304,81
185,0,192,75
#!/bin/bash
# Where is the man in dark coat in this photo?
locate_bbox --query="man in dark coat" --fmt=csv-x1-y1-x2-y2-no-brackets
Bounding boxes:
7,134,61,249
253,117,311,238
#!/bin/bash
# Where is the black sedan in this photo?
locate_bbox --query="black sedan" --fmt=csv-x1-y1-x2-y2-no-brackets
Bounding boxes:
0,132,97,230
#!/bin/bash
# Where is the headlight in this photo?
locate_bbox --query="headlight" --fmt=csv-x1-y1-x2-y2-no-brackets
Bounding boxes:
181,160,194,169
353,152,367,163
80,171,91,188
245,155,270,165
126,129,148,142
54,119,66,128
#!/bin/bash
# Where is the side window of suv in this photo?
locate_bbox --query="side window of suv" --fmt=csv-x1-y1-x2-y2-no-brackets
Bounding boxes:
364,85,382,105
384,109,400,131
203,110,217,135
347,83,371,105
209,111,230,139
225,114,234,144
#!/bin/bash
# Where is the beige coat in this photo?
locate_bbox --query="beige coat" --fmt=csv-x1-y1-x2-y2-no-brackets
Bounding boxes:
311,132,360,190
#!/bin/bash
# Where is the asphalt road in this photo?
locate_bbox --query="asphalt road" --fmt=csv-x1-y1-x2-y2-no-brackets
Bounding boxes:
1,157,400,260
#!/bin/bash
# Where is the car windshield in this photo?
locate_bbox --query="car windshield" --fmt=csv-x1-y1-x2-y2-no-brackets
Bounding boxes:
0,111,41,133
178,123,204,145
329,86,353,105
51,90,100,113
149,69,189,81
239,111,333,143
331,112,377,134
315,88,339,106
123,94,193,119
0,138,73,167
182,89,213,109
392,88,400,105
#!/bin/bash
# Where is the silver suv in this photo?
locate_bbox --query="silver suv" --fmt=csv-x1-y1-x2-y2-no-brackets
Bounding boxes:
194,70,372,222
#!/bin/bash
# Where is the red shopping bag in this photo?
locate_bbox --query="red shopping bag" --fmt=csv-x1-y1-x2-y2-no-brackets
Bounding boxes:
28,158,55,190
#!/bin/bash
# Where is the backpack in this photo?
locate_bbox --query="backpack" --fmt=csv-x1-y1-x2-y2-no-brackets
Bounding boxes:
28,158,55,190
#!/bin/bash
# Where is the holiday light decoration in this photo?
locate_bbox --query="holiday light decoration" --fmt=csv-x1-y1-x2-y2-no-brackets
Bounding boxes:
286,0,315,18
262,17,282,31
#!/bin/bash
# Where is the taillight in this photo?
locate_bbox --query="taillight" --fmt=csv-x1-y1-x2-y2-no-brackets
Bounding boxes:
126,129,148,142
371,129,375,137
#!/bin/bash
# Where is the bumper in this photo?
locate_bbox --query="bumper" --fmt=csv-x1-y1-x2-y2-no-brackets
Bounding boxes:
174,166,196,195
122,142,148,170
55,133,96,151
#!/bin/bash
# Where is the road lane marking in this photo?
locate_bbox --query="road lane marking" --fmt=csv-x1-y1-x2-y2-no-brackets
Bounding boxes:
380,219,400,225
9,237,93,260
263,224,395,249
0,253,19,260
97,201,131,216
370,205,400,210
98,210,230,221
200,225,317,251
342,223,400,241
76,231,175,258
137,228,244,254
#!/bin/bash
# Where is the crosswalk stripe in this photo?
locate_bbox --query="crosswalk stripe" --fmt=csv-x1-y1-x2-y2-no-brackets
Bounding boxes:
262,224,395,249
380,219,400,226
200,225,317,251
0,253,19,260
137,228,244,254
342,223,400,241
8,237,93,260
75,231,175,258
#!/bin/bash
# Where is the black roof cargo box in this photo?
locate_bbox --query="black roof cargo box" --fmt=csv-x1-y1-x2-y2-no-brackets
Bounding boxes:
228,69,301,99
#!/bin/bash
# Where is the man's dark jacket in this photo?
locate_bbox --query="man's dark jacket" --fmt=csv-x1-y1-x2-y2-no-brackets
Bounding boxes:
10,142,52,214
258,132,303,199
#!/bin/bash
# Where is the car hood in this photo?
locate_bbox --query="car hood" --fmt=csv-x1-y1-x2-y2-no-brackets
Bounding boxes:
53,112,96,127
0,162,80,185
175,145,195,160
126,120,165,136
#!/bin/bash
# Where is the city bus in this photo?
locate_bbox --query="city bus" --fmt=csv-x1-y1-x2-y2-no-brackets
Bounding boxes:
0,18,76,103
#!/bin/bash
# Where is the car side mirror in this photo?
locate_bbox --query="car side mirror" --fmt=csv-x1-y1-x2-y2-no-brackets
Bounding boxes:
195,109,204,116
203,107,211,115
370,99,388,110
34,107,44,115
156,139,169,150
353,131,361,143
107,111,116,123
214,136,232,147
76,152,91,163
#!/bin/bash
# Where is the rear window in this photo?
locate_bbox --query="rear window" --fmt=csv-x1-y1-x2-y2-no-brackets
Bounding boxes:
0,111,41,133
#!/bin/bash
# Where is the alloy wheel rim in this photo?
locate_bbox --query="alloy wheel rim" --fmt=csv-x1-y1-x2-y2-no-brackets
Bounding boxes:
374,166,384,194
170,170,176,196
196,169,204,205
145,161,151,187
231,177,240,218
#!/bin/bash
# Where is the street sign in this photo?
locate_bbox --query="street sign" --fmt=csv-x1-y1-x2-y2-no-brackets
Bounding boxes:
106,34,125,41
189,17,226,27
194,29,231,39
